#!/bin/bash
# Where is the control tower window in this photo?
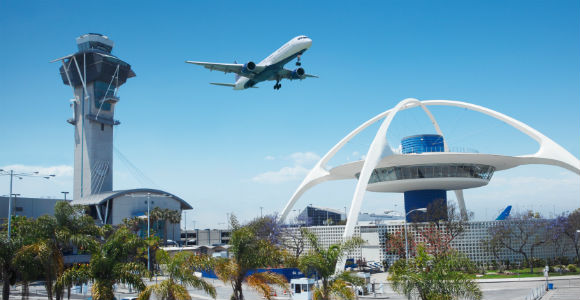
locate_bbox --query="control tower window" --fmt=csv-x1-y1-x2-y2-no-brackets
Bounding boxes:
78,41,113,53
94,81,115,111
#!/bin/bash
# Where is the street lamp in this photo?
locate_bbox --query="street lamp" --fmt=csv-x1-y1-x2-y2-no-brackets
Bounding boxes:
404,208,427,261
146,192,151,272
1,169,55,239
61,191,69,201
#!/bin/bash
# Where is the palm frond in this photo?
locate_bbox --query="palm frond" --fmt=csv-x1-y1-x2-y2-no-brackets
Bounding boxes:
246,272,288,300
329,279,356,300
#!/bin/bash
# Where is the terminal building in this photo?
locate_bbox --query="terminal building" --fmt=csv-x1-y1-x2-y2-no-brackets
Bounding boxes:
297,206,343,226
278,98,580,268
53,34,192,240
286,221,577,268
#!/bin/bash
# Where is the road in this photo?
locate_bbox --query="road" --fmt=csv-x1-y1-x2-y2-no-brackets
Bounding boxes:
5,276,579,300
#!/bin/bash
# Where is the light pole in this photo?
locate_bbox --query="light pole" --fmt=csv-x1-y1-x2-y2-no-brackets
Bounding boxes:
260,206,263,218
61,191,69,201
404,208,427,261
1,169,55,240
147,192,151,272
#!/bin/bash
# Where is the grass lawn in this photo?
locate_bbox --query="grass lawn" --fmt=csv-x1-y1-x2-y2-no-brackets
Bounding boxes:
472,268,579,279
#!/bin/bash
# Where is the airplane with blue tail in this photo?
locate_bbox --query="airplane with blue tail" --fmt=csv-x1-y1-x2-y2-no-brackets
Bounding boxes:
186,35,317,90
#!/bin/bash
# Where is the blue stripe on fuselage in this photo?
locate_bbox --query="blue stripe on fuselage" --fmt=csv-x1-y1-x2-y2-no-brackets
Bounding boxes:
243,49,307,89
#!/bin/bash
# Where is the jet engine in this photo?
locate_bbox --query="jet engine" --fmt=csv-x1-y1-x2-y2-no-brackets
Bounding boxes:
241,61,256,74
290,67,306,79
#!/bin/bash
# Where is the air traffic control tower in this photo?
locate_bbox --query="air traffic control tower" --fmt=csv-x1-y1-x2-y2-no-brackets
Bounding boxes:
54,33,135,200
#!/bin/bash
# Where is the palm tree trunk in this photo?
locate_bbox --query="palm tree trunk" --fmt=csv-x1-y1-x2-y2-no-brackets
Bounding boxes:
45,272,54,300
163,221,168,246
56,286,63,300
3,271,11,300
21,281,28,300
234,276,244,300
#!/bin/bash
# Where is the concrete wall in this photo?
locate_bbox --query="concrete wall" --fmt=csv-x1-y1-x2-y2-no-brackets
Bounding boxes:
0,196,65,221
73,83,115,200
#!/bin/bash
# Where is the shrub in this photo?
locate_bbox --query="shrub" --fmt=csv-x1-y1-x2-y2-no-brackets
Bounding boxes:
567,264,577,273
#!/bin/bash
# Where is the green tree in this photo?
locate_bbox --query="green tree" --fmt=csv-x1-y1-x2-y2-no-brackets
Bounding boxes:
168,210,181,243
138,249,215,300
298,229,365,300
486,211,548,273
149,208,181,245
16,202,100,300
563,209,580,263
213,215,288,300
0,235,20,300
389,244,482,300
57,227,147,300
16,215,63,300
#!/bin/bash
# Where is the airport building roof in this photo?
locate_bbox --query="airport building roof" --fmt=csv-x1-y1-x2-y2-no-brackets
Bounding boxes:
71,188,193,210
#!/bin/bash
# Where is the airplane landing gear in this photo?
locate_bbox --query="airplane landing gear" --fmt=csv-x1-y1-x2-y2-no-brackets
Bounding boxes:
296,55,302,66
273,79,282,90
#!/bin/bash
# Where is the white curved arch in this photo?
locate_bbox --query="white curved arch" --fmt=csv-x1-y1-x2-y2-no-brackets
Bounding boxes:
421,100,580,174
278,108,394,222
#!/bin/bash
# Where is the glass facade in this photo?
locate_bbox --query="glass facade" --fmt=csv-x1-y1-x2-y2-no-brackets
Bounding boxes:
93,81,116,111
401,134,445,154
356,164,495,184
77,41,113,53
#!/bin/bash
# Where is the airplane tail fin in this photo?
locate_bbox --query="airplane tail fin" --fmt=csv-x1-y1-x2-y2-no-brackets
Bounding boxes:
495,205,512,220
210,82,236,87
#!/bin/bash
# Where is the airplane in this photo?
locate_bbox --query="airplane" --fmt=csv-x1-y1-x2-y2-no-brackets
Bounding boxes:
186,35,317,90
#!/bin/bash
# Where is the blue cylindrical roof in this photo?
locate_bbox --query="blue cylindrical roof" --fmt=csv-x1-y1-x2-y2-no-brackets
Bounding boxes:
401,134,444,154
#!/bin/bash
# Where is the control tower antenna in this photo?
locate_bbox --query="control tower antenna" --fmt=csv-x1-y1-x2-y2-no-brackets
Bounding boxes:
52,33,135,200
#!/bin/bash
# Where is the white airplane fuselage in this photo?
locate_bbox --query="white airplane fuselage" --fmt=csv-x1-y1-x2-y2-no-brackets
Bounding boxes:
234,36,312,90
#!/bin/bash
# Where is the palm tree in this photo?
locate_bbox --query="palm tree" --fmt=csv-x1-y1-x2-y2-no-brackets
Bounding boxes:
388,244,482,300
15,215,64,300
122,216,144,235
6,215,42,300
57,227,148,300
138,249,216,300
298,230,365,300
0,235,19,300
213,216,288,300
167,210,181,243
16,202,100,300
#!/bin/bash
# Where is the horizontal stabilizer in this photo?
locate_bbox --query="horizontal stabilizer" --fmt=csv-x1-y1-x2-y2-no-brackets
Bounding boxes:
210,82,236,87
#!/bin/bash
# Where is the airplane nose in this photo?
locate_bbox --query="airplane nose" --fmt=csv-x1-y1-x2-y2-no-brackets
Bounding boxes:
305,38,312,48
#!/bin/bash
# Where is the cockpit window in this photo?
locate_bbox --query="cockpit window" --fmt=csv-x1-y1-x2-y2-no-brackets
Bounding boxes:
297,36,309,40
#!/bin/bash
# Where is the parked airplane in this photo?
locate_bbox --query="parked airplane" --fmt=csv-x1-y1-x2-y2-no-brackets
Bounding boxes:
186,35,317,90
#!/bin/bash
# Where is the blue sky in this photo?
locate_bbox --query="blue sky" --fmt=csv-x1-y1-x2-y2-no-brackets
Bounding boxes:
1,1,579,228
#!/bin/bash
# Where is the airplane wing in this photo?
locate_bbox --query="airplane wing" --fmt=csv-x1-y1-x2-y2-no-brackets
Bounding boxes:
277,68,319,80
185,61,265,77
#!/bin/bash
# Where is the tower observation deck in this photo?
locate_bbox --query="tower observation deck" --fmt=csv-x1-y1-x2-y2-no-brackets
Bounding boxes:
54,33,135,200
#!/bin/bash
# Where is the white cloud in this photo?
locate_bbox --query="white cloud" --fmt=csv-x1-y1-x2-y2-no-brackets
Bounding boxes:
287,152,320,166
251,165,310,184
264,156,275,161
1,164,73,177
0,164,73,198
252,152,320,184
